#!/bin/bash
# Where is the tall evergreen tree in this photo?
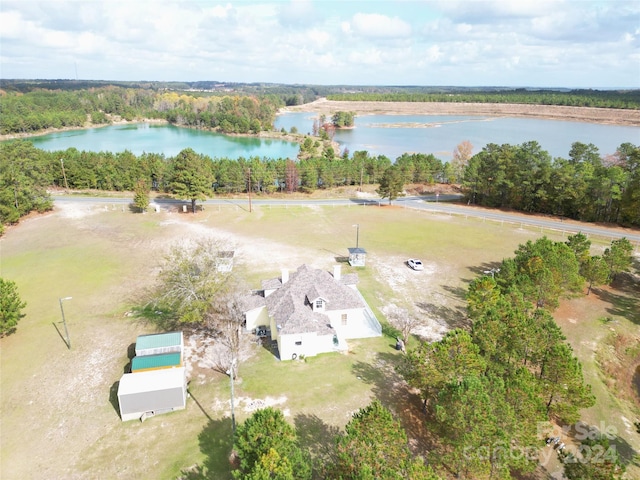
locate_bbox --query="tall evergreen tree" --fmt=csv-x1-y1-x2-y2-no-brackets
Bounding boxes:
0,140,53,227
233,407,311,480
581,255,609,295
170,148,213,213
602,237,634,283
538,342,595,423
376,165,404,205
397,329,486,412
0,278,27,336
329,400,438,480
132,178,150,213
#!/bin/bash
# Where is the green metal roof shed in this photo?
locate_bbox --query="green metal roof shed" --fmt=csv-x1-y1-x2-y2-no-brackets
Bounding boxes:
135,331,183,357
131,352,182,373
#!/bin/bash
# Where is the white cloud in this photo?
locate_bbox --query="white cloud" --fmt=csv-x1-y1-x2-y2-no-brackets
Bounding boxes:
348,48,384,66
349,12,412,38
0,0,637,87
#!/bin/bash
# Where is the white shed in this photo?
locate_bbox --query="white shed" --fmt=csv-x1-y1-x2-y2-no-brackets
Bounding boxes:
117,367,187,421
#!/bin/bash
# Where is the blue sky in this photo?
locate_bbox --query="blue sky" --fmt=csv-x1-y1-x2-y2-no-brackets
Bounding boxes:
1,0,638,88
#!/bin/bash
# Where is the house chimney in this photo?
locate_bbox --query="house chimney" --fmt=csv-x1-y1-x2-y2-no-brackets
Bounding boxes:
281,268,289,284
333,265,341,281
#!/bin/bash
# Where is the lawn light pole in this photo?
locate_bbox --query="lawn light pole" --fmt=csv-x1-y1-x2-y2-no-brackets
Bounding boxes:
227,358,236,434
352,224,360,249
59,296,72,349
60,159,69,191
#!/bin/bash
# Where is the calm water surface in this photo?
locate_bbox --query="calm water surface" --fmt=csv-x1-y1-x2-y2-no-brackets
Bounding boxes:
28,123,300,159
275,112,640,160
26,114,640,161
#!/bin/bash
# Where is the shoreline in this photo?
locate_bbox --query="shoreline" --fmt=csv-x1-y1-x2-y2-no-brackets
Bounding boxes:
2,99,637,144
0,118,170,142
281,98,640,127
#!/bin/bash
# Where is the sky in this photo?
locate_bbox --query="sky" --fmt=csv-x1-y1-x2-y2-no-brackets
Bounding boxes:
1,0,639,88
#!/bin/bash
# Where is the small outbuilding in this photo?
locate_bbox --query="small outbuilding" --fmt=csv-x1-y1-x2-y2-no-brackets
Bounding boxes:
117,367,187,421
216,250,235,272
135,331,183,357
348,247,367,267
131,352,182,373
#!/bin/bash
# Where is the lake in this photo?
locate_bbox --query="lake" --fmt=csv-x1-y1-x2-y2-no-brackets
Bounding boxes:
27,123,300,160
275,112,640,160
25,113,640,161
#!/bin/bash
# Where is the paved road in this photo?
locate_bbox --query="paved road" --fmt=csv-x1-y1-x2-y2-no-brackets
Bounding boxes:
53,195,640,244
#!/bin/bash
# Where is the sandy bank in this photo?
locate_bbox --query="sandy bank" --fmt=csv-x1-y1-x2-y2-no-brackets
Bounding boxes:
281,98,640,127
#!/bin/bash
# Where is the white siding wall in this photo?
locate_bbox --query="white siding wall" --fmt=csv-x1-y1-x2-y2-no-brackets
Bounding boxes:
278,332,335,360
245,306,269,331
327,308,370,339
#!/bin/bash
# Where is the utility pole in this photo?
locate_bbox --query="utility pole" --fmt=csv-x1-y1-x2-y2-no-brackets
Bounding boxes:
59,297,72,349
247,167,252,213
60,159,69,191
229,358,236,434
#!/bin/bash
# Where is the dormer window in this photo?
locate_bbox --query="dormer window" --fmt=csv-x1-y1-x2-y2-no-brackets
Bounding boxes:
315,299,324,310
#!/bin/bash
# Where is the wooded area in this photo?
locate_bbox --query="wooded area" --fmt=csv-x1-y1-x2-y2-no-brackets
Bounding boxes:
327,90,640,109
0,87,283,135
394,233,631,478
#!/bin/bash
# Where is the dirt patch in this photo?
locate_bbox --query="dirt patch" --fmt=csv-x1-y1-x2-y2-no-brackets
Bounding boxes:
282,98,640,126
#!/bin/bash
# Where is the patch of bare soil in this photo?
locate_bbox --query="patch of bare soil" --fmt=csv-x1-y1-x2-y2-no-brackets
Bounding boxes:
282,98,640,126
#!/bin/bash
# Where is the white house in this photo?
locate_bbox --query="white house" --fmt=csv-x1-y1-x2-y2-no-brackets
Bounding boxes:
244,264,381,360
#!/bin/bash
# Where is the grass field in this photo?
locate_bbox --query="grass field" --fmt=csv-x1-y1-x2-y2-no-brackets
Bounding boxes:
1,200,638,479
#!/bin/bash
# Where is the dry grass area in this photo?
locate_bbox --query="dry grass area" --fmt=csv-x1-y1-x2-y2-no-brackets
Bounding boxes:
1,198,638,479
283,98,640,126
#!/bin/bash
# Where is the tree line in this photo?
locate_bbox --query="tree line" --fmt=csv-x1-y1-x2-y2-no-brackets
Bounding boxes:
2,137,640,233
326,89,640,109
461,141,640,226
0,86,284,135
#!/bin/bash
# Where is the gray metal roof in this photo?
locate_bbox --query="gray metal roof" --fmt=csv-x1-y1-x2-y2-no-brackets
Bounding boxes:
264,265,364,335
118,367,186,396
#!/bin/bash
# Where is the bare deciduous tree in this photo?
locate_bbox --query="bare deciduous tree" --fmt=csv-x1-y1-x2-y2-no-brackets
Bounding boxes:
154,238,236,324
205,286,247,379
386,305,422,351
150,237,251,379
451,140,474,183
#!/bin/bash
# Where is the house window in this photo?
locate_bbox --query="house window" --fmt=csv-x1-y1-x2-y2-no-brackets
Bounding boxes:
315,299,323,309
341,314,347,326
295,341,302,346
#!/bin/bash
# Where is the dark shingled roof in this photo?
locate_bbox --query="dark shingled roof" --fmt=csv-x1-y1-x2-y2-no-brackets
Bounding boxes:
265,264,363,335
